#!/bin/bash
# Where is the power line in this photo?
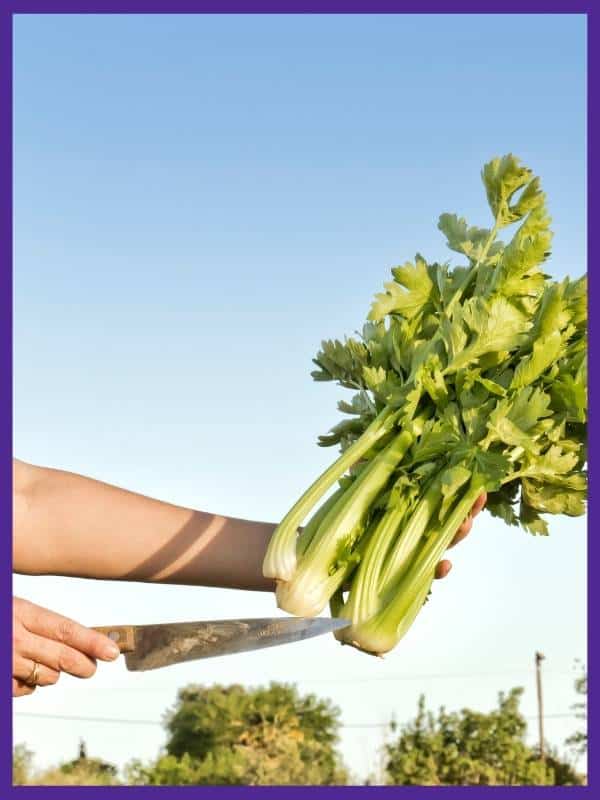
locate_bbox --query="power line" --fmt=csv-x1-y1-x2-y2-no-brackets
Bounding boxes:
15,712,159,728
69,668,576,691
298,669,575,684
13,711,578,729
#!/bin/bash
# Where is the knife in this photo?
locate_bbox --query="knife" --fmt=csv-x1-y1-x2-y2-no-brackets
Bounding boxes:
92,617,349,672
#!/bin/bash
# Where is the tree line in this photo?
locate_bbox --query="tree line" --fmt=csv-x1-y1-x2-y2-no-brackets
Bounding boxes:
13,668,587,786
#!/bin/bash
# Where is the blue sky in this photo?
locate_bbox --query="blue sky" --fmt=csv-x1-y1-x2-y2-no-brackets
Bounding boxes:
13,13,586,782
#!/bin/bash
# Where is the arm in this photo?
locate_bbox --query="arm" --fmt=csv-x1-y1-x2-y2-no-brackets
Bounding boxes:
13,459,276,591
13,459,485,590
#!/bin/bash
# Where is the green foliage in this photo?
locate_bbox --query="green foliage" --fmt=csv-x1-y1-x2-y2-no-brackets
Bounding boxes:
384,689,584,786
13,678,586,788
12,743,119,786
565,660,587,759
369,255,436,322
126,682,347,786
30,763,119,786
12,743,34,785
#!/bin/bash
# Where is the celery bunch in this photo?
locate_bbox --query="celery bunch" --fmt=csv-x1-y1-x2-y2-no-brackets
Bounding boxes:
263,155,587,656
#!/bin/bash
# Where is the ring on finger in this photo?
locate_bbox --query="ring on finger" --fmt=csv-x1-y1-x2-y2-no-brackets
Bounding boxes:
24,661,40,688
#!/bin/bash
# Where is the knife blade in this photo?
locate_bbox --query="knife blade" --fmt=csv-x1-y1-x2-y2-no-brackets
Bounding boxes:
92,617,349,672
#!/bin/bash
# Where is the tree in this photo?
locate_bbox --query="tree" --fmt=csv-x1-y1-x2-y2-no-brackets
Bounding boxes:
126,682,347,786
384,688,583,786
13,743,34,785
565,660,587,760
53,738,118,785
13,740,119,786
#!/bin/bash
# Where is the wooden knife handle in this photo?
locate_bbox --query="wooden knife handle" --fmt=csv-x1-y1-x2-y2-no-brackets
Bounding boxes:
92,625,136,653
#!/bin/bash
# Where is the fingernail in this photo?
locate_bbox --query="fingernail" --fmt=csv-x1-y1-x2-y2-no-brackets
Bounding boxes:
102,644,120,660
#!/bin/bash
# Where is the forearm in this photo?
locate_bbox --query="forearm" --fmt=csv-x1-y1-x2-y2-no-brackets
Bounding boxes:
12,460,275,591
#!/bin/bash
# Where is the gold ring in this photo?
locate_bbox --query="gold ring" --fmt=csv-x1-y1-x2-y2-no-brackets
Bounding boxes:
24,661,40,687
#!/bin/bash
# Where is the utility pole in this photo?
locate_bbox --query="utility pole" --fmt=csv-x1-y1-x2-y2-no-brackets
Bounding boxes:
535,651,545,760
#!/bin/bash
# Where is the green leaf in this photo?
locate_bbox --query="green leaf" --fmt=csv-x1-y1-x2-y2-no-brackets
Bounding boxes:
487,198,553,303
522,478,586,516
470,450,511,490
485,413,538,452
420,357,449,408
440,314,468,364
369,255,434,321
488,498,519,526
451,444,510,491
362,366,404,406
337,392,375,417
510,176,546,217
386,316,423,376
437,213,500,262
439,465,472,520
317,418,366,448
477,376,506,397
520,444,579,484
564,276,587,332
519,502,549,536
448,297,531,372
506,386,552,432
511,331,562,389
362,365,388,394
486,482,521,527
481,154,541,227
530,281,571,340
312,337,369,388
550,373,587,423
410,421,461,465
462,398,496,442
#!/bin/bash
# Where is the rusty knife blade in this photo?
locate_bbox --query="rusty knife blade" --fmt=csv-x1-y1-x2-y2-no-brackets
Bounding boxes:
121,617,349,672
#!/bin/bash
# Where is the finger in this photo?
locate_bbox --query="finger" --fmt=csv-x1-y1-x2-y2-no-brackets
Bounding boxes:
13,678,36,697
21,605,119,662
20,631,98,679
449,515,473,549
434,560,452,579
471,492,487,517
13,655,61,687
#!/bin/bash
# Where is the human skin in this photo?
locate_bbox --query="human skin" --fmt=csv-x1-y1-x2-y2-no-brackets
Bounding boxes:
12,597,121,697
12,459,485,695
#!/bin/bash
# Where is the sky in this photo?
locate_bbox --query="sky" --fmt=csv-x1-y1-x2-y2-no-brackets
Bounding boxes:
12,13,587,783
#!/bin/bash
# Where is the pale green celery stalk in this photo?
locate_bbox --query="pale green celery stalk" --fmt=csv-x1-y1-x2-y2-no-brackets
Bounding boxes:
341,570,434,654
275,430,413,617
338,494,412,627
339,475,444,637
263,406,400,582
344,481,482,655
291,513,381,623
376,477,443,591
329,587,345,618
295,486,346,558
329,514,383,622
384,570,434,648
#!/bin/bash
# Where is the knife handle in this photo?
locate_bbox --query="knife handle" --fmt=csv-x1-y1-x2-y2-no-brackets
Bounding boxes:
92,625,136,653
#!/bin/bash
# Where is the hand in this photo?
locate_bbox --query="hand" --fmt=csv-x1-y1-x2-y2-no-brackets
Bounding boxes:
13,597,121,697
434,492,487,580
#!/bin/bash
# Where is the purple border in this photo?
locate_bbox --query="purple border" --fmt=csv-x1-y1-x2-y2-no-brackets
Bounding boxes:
3,2,594,797
3,1,595,10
